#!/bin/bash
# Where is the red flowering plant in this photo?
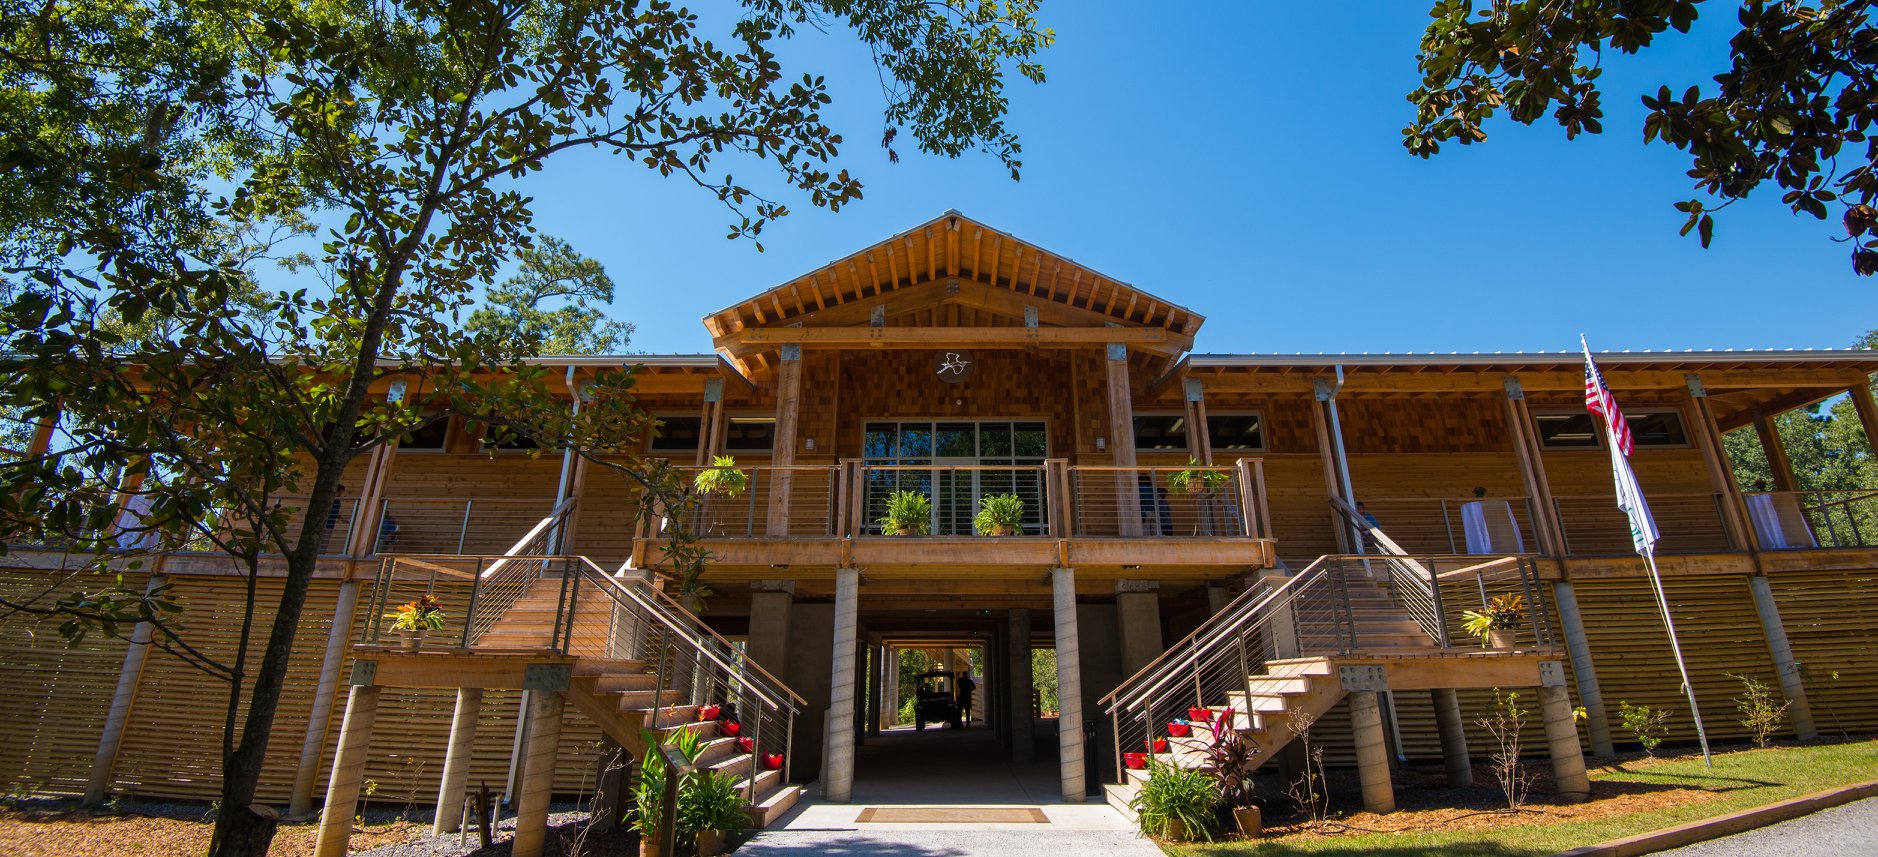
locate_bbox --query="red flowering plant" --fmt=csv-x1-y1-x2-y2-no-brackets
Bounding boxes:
388,594,447,631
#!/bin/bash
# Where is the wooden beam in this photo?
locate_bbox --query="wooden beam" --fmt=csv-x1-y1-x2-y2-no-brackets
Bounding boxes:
1753,408,1800,492
1682,386,1754,553
727,326,1173,350
1196,367,1874,396
1848,381,1878,459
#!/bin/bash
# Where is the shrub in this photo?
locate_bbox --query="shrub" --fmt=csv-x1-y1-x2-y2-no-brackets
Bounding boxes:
973,493,1025,536
1478,688,1533,808
1729,673,1791,748
1130,758,1219,842
878,489,932,535
1618,700,1671,755
677,769,748,840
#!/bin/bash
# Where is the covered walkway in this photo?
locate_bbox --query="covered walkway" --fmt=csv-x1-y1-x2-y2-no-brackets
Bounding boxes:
739,724,1159,856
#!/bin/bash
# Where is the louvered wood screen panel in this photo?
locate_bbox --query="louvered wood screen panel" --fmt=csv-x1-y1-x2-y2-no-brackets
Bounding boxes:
0,568,140,796
1569,574,1780,744
1768,567,1878,734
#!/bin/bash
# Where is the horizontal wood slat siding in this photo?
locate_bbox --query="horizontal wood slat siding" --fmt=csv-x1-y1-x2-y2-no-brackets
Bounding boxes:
1768,567,1878,735
0,570,138,796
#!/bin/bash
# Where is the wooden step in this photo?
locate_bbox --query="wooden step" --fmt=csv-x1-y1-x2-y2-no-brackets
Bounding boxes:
746,784,803,828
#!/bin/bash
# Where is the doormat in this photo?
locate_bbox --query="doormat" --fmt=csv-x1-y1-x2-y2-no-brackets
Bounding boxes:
855,807,1049,823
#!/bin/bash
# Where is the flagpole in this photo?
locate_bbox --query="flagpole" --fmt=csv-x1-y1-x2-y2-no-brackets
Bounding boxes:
1640,548,1713,766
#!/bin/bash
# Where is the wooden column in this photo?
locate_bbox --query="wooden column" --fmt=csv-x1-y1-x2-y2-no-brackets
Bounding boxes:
555,453,592,554
1183,378,1213,465
1686,377,1760,553
433,688,484,835
1106,344,1141,536
346,439,401,556
511,690,565,857
1848,381,1878,457
1752,408,1800,492
823,567,860,802
1051,567,1086,803
289,579,364,816
1539,684,1591,803
84,574,166,805
698,377,726,466
25,408,58,459
1681,379,1754,553
314,684,382,857
766,344,803,536
1350,690,1395,813
1502,378,1566,557
1430,689,1472,788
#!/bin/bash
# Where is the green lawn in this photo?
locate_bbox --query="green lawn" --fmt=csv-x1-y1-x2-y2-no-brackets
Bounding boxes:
1168,739,1878,857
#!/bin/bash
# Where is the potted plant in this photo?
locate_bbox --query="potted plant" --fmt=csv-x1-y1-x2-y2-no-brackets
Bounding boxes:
762,752,784,770
1461,593,1528,649
693,455,748,497
878,489,932,536
677,769,748,857
1165,457,1230,495
1167,720,1192,738
719,719,742,737
697,704,722,722
1202,707,1261,837
972,493,1025,536
631,728,703,857
1122,751,1148,770
1147,737,1168,753
386,594,446,651
1187,706,1214,723
736,737,754,754
1129,757,1219,842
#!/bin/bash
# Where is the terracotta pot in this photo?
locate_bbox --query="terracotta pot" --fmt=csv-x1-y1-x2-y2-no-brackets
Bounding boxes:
399,630,426,652
720,720,742,737
698,704,721,721
736,737,755,754
1167,722,1191,738
696,828,727,857
1122,752,1148,770
763,752,784,770
639,837,659,857
1164,817,1189,841
1233,805,1263,837
986,524,1016,536
1185,480,1208,494
1488,629,1516,650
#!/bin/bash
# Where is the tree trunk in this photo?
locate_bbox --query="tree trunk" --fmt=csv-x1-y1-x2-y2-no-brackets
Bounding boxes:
214,805,280,856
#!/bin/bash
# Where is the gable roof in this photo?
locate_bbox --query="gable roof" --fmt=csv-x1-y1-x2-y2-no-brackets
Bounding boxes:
702,211,1203,375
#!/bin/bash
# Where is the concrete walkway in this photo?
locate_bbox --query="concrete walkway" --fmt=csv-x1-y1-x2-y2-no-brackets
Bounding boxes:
739,723,1161,856
1652,795,1878,856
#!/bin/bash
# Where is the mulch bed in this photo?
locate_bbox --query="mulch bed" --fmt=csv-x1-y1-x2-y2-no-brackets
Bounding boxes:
0,801,426,857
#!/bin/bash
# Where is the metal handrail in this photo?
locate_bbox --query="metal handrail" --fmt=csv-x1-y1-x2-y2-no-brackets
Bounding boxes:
573,557,805,710
1099,555,1339,715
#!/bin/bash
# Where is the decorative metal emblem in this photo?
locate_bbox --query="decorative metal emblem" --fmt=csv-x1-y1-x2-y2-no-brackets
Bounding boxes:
935,350,974,384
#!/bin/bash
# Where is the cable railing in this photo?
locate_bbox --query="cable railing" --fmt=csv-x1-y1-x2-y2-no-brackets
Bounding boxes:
850,463,1053,536
1552,492,1733,556
372,496,557,555
1745,489,1878,550
1347,496,1536,556
668,464,838,538
1070,463,1264,538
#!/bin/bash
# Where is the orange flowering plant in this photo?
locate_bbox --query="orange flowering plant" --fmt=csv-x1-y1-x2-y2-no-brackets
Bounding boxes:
388,594,447,632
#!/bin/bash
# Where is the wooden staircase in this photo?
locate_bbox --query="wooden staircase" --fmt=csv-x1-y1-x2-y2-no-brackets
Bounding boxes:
477,573,805,827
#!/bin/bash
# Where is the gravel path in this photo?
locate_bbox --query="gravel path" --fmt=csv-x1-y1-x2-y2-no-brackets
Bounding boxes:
1652,796,1878,856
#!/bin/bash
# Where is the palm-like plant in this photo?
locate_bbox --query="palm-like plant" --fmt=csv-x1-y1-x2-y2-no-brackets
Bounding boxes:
879,489,932,535
693,455,748,497
973,493,1025,536
1130,757,1219,841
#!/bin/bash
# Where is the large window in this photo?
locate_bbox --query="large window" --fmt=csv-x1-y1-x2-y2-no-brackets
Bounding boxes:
1129,413,1263,452
863,420,1048,535
1536,410,1689,450
722,417,776,453
649,415,703,453
398,418,450,452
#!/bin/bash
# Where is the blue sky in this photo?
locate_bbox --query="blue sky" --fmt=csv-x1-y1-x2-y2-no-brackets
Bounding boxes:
511,3,1877,357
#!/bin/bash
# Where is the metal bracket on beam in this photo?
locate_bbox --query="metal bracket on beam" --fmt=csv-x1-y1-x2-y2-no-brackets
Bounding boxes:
1106,343,1128,362
1313,377,1335,403
1114,579,1161,594
1538,660,1567,688
1024,306,1038,328
778,343,803,361
703,377,725,404
349,660,377,687
524,663,573,692
1184,378,1205,403
1503,377,1524,401
1339,664,1388,692
1685,373,1707,398
869,306,886,328
386,379,407,404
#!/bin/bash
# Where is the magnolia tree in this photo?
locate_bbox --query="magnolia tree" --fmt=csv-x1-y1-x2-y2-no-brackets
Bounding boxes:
0,0,1049,853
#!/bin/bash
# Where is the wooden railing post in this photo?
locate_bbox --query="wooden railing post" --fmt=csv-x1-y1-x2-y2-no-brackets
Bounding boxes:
1235,458,1258,538
1045,459,1068,537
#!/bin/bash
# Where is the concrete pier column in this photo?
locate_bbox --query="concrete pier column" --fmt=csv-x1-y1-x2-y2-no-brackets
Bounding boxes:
747,582,795,676
314,684,382,857
1051,567,1086,802
1540,684,1591,803
84,573,166,806
882,646,900,728
1008,608,1035,763
1748,575,1818,739
1551,581,1615,755
511,690,565,857
824,567,861,802
290,579,362,816
1206,584,1231,616
1350,690,1395,813
1431,688,1472,788
433,688,483,835
1115,580,1164,676
868,642,885,737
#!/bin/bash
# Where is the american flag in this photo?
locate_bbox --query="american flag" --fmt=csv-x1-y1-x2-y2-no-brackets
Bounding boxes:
1584,348,1633,456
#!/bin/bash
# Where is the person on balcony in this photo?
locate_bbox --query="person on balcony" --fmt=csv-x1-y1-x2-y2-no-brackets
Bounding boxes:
320,485,347,553
376,513,401,553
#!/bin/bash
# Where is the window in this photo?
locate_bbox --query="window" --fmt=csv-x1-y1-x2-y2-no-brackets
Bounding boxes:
1133,415,1188,451
649,415,703,453
484,429,539,452
398,418,450,452
1207,414,1264,451
1535,411,1689,449
722,417,776,452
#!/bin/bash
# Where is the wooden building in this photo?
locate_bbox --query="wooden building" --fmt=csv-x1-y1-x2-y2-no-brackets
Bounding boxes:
6,212,1878,851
